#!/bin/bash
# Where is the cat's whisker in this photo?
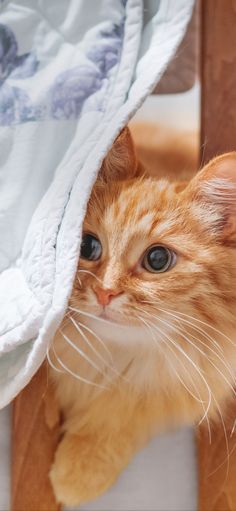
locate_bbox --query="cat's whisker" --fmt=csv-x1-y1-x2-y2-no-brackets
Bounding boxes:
77,276,83,288
80,321,114,361
230,419,236,438
139,308,236,465
136,311,212,438
179,323,236,385
140,313,212,442
209,396,230,482
68,306,124,328
136,307,236,401
48,339,107,390
161,319,236,399
177,317,224,356
135,313,159,347
151,306,225,356
70,316,128,383
61,310,77,329
78,321,130,384
170,348,211,433
160,336,212,428
156,306,234,352
47,345,64,374
142,301,236,348
156,307,236,388
70,316,113,363
136,313,210,409
68,307,131,383
166,314,236,386
139,302,236,385
60,329,112,384
67,319,115,384
53,340,108,391
77,268,104,286
134,307,212,424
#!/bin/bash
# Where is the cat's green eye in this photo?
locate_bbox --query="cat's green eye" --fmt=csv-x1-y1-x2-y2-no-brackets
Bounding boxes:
142,245,174,273
80,233,102,261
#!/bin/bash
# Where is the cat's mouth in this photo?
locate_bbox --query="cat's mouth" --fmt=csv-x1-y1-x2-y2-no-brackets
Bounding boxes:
93,305,136,326
98,308,127,324
79,301,137,326
99,310,112,320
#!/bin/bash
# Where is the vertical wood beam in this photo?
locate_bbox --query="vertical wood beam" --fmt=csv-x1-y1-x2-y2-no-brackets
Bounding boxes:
11,365,60,511
200,0,236,161
198,1,236,510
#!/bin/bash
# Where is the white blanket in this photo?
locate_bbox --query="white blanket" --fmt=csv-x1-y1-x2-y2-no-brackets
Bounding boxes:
0,0,194,408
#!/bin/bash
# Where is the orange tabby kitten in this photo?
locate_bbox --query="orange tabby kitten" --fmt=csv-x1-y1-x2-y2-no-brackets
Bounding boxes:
49,126,236,507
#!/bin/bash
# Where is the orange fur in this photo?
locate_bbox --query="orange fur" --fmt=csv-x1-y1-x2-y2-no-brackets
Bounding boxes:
49,125,236,507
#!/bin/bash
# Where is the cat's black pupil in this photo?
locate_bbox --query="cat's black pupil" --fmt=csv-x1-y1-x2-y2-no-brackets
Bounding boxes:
80,234,102,261
146,246,170,271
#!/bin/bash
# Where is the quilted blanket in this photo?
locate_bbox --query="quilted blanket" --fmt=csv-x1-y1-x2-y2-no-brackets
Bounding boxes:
0,0,194,408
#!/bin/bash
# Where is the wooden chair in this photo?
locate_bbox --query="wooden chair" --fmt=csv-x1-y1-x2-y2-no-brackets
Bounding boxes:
11,1,236,509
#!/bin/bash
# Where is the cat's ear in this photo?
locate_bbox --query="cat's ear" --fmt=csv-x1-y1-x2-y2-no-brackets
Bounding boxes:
185,152,236,239
99,127,141,182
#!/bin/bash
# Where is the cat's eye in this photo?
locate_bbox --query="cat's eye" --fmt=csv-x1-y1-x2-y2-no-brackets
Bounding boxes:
142,245,174,273
80,233,102,261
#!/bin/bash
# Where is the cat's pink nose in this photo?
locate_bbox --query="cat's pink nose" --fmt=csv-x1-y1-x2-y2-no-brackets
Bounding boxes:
93,287,122,307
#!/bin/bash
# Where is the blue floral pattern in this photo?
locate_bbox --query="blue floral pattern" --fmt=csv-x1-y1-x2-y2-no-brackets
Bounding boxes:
0,18,124,125
0,23,39,125
51,23,123,120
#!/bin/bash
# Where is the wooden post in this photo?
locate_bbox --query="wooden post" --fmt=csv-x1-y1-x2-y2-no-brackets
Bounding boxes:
200,0,236,161
198,1,236,510
11,364,60,511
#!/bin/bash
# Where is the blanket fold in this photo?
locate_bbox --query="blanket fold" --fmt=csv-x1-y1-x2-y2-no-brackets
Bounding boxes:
0,0,194,408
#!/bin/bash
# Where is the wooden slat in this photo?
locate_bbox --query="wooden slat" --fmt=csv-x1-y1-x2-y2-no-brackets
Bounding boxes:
197,414,236,511
154,1,199,94
200,0,236,161
11,364,60,511
198,1,236,510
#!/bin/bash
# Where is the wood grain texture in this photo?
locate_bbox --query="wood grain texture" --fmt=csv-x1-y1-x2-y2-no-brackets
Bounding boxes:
11,364,60,511
154,1,198,94
198,1,236,510
200,0,236,161
198,412,236,511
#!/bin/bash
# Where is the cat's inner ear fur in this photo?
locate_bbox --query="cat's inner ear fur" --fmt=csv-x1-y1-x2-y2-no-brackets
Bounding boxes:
99,127,142,182
185,152,236,238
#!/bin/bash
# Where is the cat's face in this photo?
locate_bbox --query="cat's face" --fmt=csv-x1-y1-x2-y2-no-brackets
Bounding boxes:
73,129,236,326
76,177,220,325
69,129,236,413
